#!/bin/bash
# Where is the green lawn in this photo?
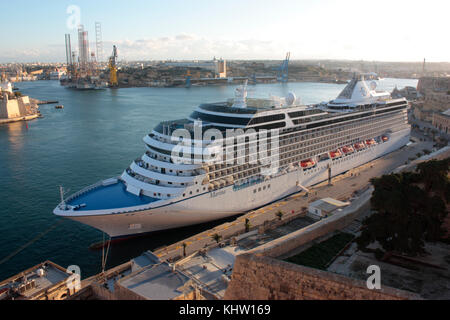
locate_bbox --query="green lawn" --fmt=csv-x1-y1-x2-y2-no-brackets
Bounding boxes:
284,232,354,270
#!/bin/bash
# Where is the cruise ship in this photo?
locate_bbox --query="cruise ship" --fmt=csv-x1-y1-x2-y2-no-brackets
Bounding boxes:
54,74,411,238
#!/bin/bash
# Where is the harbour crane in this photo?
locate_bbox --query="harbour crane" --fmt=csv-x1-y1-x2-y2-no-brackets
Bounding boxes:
108,45,118,87
277,52,290,83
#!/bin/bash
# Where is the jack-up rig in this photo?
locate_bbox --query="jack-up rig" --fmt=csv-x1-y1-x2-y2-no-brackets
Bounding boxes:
61,23,108,90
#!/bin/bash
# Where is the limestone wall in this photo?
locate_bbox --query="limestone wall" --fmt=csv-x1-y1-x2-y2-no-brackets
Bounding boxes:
249,188,372,258
224,253,420,300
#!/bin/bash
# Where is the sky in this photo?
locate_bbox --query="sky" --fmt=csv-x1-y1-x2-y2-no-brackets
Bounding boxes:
1,0,449,63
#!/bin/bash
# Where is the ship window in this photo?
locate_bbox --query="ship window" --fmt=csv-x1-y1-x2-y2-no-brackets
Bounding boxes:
258,187,261,192
253,189,256,193
183,193,185,197
197,189,199,193
190,191,192,195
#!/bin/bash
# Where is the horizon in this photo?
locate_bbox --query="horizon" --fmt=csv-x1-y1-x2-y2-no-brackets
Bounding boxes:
1,0,449,63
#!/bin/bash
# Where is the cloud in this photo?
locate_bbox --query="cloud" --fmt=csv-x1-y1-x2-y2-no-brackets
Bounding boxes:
103,34,283,61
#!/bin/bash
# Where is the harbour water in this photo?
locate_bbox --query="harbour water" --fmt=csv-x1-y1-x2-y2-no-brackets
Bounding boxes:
0,78,417,279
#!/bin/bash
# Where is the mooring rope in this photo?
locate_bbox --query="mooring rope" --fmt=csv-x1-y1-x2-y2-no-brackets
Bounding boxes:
0,219,64,266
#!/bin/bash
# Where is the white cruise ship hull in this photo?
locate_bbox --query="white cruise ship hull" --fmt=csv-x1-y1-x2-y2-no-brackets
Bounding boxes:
61,128,410,238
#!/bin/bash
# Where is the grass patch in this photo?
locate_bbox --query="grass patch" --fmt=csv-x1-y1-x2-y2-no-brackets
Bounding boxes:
284,232,354,270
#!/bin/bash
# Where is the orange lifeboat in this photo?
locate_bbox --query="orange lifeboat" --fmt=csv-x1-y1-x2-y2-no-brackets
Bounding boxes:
329,150,342,159
365,139,376,146
300,159,316,168
342,145,354,154
354,142,365,150
381,135,389,142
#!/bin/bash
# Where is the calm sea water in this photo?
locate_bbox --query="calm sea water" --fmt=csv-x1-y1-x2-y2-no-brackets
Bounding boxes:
0,78,417,279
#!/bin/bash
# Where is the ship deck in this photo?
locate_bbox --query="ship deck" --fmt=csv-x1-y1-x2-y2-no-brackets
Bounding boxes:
67,181,158,211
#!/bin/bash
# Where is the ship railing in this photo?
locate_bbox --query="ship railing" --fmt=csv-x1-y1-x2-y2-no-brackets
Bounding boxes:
136,159,201,177
63,179,112,204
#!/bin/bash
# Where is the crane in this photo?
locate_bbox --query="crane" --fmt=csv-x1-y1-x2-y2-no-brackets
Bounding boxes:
108,45,118,87
277,52,290,83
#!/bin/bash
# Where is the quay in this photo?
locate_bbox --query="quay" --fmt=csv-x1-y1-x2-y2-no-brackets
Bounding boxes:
66,129,447,300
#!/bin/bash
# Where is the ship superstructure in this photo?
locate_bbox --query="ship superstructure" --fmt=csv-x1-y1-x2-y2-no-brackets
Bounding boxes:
54,74,410,238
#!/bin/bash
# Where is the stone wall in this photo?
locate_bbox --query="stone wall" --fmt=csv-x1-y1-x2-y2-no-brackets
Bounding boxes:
224,253,420,300
249,188,372,258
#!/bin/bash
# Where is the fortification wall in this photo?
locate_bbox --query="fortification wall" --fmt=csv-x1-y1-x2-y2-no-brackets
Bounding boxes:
224,253,420,300
249,187,372,258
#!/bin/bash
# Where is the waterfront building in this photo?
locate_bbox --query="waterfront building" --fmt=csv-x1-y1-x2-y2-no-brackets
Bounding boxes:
0,80,13,93
0,92,40,122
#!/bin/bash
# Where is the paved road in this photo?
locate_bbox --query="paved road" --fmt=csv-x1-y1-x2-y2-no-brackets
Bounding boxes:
154,132,436,261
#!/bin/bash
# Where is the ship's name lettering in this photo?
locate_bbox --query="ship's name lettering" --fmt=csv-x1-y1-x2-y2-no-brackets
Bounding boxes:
210,190,226,197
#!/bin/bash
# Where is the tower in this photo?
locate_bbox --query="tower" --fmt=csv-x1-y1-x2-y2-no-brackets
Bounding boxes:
95,22,103,63
78,25,90,73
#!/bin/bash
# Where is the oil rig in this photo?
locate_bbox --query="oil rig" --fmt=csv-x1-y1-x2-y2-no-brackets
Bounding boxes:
61,23,110,90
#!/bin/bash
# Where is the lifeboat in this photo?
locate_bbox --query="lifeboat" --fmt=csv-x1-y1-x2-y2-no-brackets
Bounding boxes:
342,145,354,154
354,142,365,150
381,135,389,142
365,139,376,146
329,150,342,159
300,159,316,169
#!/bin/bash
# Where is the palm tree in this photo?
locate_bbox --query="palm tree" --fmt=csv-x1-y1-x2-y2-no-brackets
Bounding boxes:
212,233,222,244
245,218,251,233
182,242,187,257
276,210,284,221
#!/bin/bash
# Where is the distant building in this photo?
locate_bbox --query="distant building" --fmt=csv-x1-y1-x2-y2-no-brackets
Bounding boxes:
432,109,450,134
0,93,39,122
417,76,450,112
391,86,419,100
412,102,433,122
0,81,13,93
163,58,227,78
215,58,226,78
417,76,450,95
49,69,66,80
307,198,350,220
